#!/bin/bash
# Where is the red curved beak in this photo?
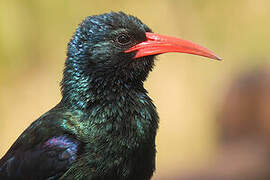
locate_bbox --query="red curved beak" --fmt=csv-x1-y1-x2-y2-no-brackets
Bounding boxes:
125,32,221,60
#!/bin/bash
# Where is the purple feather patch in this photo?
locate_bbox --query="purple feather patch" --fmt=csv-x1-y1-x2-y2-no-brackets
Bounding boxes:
44,136,78,162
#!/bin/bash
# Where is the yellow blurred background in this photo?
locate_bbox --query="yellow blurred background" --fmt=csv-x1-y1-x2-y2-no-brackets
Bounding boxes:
1,0,270,179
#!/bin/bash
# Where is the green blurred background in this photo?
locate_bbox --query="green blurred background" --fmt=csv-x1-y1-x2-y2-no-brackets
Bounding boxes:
1,0,270,179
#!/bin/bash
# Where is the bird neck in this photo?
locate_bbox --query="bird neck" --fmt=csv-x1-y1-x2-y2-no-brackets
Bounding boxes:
61,63,146,110
60,65,159,142
59,57,159,152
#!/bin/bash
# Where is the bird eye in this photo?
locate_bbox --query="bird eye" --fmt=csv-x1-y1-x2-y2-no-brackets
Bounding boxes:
116,34,131,45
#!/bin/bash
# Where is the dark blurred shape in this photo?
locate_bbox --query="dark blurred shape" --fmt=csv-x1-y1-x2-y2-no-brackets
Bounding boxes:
219,69,268,142
161,67,270,180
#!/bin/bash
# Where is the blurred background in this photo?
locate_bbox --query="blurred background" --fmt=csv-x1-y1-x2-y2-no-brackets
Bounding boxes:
1,0,270,179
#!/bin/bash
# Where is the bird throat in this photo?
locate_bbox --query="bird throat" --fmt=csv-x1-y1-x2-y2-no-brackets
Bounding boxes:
61,69,144,109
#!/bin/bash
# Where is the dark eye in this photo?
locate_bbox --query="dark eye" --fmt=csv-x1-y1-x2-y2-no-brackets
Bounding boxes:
116,34,131,45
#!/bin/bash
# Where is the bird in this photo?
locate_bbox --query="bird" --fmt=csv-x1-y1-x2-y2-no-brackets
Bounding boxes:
0,11,221,180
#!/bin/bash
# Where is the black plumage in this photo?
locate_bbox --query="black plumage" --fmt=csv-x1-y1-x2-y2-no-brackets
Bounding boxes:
0,11,220,180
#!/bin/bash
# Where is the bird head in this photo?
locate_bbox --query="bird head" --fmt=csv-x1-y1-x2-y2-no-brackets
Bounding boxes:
66,12,154,82
65,11,220,84
62,12,220,101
